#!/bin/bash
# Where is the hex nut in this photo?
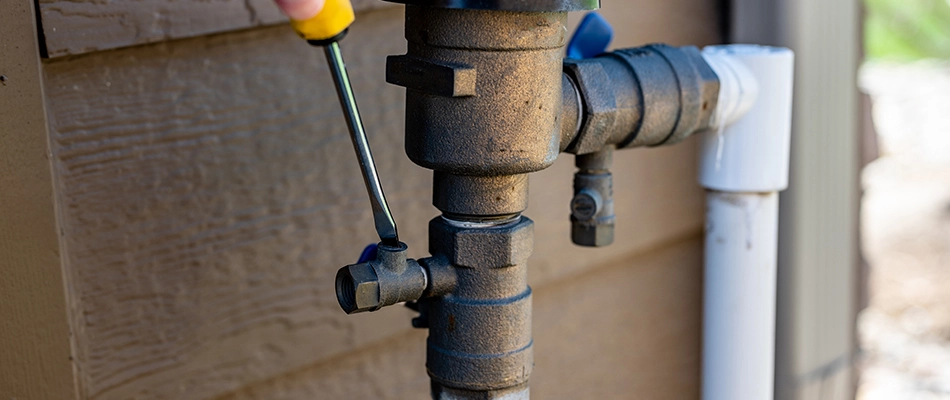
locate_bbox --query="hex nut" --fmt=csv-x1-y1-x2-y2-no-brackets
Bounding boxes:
335,262,381,314
430,217,534,269
563,59,618,155
571,218,615,247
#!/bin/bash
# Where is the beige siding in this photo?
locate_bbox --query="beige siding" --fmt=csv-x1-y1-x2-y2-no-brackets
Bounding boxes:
35,0,719,59
37,0,395,58
34,1,719,398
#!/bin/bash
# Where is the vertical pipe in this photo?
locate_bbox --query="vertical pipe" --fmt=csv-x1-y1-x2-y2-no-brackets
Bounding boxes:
703,191,780,399
698,45,794,400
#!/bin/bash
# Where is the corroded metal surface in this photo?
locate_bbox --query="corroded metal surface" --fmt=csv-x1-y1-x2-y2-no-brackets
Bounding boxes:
563,44,720,152
425,216,534,392
396,7,567,177
335,242,427,314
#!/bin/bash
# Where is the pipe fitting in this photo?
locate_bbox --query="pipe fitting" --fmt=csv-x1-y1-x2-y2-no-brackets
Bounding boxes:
335,242,427,314
570,147,615,247
433,173,529,218
425,216,534,392
419,255,458,299
388,6,568,176
562,44,720,153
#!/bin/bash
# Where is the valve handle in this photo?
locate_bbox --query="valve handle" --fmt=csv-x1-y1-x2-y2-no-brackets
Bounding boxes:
567,12,614,59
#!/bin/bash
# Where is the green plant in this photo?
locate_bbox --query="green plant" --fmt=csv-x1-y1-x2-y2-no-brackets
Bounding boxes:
865,0,950,60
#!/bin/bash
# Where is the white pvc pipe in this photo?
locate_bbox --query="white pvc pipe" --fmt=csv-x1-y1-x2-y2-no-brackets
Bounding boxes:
698,45,794,400
702,191,780,399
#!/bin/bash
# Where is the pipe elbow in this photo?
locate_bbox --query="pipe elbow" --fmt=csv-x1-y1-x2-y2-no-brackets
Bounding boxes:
698,45,795,193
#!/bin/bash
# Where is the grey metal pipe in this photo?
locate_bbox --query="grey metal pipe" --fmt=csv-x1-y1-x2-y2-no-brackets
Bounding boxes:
562,44,721,154
425,215,534,397
559,44,721,247
379,7,571,398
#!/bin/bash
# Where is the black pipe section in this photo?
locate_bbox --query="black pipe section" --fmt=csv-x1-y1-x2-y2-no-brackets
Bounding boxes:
562,44,720,154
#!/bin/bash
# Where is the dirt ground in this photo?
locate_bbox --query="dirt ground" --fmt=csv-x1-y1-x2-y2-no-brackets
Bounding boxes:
858,61,950,399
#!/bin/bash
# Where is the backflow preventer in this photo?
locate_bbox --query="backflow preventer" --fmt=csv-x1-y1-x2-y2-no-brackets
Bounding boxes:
312,1,761,398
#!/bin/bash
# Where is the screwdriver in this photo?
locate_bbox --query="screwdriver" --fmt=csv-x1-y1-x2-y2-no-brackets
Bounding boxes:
289,0,400,247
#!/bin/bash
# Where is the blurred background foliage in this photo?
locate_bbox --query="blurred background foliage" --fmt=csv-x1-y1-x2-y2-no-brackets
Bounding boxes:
865,0,950,60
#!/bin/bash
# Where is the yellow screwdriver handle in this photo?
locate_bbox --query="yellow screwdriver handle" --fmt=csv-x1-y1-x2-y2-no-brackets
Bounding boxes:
290,0,355,42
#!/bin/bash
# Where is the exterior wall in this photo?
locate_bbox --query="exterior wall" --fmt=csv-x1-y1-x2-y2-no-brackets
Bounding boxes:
7,1,719,398
37,0,395,57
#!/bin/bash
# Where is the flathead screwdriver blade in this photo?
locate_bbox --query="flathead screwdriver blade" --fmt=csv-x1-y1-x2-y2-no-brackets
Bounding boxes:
323,41,399,246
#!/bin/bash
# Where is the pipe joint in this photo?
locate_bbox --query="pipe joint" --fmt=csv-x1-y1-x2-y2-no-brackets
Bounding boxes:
419,255,458,299
335,242,427,314
420,216,534,392
562,44,720,152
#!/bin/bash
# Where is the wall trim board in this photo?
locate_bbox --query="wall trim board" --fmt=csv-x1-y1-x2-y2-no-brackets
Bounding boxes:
37,0,399,58
730,0,862,399
0,1,77,398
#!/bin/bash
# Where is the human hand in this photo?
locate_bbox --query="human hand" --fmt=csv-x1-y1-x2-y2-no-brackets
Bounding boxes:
274,0,325,20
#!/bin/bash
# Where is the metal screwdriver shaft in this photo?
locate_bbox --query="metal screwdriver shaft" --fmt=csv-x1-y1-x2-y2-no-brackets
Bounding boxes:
323,41,399,246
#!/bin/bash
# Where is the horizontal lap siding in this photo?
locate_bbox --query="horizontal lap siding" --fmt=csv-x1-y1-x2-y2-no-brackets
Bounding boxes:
41,1,718,398
38,0,395,57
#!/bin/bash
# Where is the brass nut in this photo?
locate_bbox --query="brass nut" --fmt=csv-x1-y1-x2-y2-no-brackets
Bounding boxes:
571,219,615,247
563,59,617,155
431,217,534,268
335,263,381,314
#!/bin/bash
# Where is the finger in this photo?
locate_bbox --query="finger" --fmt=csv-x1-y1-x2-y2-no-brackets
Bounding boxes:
275,0,326,21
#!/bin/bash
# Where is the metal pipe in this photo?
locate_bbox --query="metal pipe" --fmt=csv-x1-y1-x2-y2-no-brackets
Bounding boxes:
425,214,534,399
384,7,564,397
561,44,721,155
